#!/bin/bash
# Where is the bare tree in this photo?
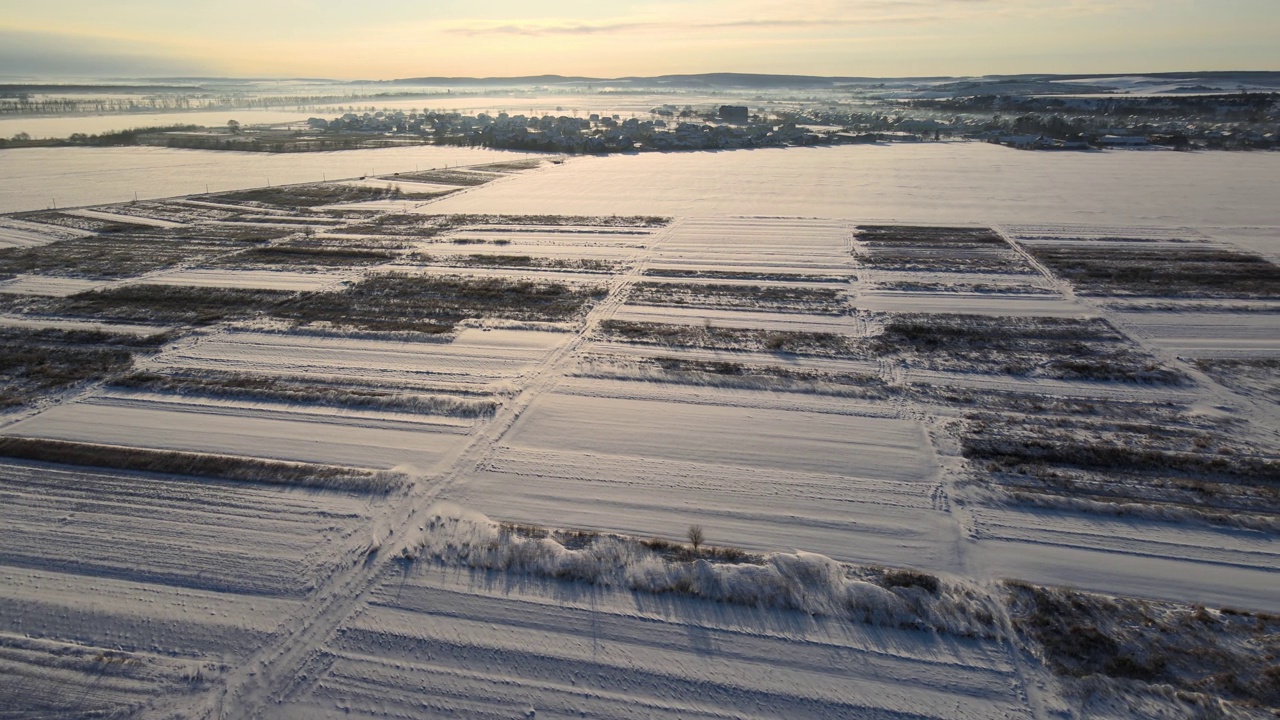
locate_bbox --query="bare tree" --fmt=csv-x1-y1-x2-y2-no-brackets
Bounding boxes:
686,525,704,551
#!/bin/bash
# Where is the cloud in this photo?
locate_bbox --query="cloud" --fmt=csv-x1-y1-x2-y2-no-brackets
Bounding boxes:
446,16,927,36
441,0,1133,37
0,30,216,78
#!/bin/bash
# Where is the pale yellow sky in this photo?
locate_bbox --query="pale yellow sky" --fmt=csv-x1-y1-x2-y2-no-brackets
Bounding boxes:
2,0,1276,78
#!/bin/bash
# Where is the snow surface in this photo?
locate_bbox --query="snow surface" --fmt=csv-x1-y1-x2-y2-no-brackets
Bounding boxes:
148,328,569,387
1116,310,1280,356
421,143,1280,227
0,314,166,335
3,398,470,471
856,291,1081,316
0,153,1277,718
0,145,550,213
65,208,185,228
276,565,1035,719
0,224,68,249
0,275,111,296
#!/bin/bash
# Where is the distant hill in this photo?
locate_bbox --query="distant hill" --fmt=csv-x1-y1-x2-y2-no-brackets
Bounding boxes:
385,72,934,89
383,71,1280,92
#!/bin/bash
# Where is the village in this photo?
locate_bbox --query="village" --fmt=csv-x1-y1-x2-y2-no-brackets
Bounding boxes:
301,104,836,152
275,92,1280,153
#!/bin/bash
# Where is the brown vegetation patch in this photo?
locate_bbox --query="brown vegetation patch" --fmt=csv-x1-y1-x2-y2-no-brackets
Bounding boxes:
0,326,170,407
1007,582,1280,712
877,280,1049,294
221,245,398,267
206,183,447,209
413,253,619,272
856,225,1032,274
53,284,294,324
643,269,848,283
875,313,1184,383
112,369,498,416
600,320,858,356
275,272,606,333
961,402,1279,526
858,225,1008,246
1027,245,1280,297
380,169,498,186
0,437,401,492
627,281,847,314
10,211,157,235
344,213,669,236
1194,358,1280,402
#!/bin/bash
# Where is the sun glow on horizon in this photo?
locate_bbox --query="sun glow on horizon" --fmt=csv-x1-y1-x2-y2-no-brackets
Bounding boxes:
2,0,1277,79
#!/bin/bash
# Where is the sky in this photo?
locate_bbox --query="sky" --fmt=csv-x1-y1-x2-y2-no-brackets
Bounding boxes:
1,0,1277,79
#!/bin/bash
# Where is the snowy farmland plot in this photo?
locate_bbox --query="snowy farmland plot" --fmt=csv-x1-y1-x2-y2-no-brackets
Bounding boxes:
0,156,1278,718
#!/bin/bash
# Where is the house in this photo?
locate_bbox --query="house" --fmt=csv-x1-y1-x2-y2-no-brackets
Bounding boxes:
719,105,749,123
997,134,1048,149
1098,135,1149,147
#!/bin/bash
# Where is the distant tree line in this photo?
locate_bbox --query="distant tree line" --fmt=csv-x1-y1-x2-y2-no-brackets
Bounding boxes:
0,125,199,149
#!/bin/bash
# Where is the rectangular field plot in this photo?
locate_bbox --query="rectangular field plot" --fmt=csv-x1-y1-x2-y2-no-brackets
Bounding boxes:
0,461,373,598
0,633,209,719
503,392,933,479
0,563,297,669
651,217,854,275
456,447,958,569
1026,243,1280,298
0,460,380,714
969,506,1280,575
857,291,1078,317
0,221,75,249
975,535,1280,614
431,229,654,246
339,178,464,194
2,399,469,471
150,327,568,387
627,280,848,314
1194,358,1280,401
611,304,865,334
855,225,1033,274
137,268,353,291
0,274,111,296
451,387,957,569
66,208,185,229
1115,310,1280,356
387,258,623,285
284,568,1035,720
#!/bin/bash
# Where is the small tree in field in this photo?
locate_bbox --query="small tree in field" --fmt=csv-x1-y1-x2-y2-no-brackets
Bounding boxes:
686,525,704,551
227,120,241,135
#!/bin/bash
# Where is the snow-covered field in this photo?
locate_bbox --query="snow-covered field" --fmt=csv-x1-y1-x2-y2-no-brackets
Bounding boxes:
0,145,549,213
134,268,354,291
0,151,1277,718
419,143,1280,227
0,460,379,717
150,328,569,388
279,561,1037,719
1114,310,1280,356
0,274,110,296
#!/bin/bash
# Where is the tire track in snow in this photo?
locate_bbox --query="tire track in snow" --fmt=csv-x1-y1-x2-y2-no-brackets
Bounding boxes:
199,217,679,718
